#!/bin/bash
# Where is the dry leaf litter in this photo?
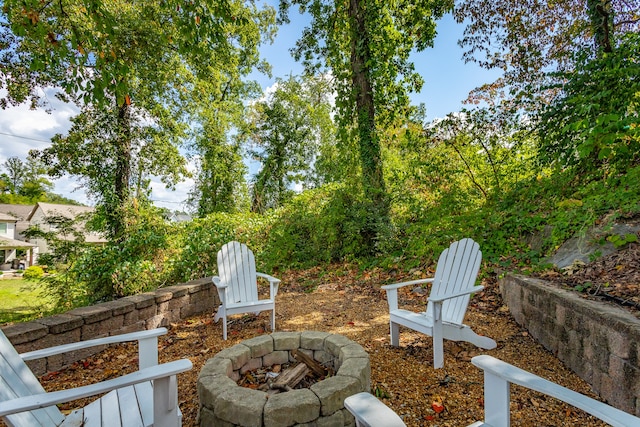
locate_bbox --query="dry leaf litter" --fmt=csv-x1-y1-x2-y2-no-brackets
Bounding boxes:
22,262,638,427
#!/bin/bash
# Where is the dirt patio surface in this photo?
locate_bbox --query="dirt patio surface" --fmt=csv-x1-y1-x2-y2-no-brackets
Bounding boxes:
36,265,616,427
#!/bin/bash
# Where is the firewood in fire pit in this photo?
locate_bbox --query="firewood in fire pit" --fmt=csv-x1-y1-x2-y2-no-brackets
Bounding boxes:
291,349,327,377
268,363,309,395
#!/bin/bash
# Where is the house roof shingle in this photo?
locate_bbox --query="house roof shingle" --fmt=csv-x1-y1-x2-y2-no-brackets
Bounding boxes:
27,202,95,221
0,204,35,221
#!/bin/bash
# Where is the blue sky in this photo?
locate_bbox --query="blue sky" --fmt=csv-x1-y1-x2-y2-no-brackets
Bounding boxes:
0,9,500,209
252,11,500,121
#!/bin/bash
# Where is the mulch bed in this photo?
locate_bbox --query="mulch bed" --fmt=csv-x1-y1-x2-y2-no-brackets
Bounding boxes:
537,242,640,317
24,264,626,426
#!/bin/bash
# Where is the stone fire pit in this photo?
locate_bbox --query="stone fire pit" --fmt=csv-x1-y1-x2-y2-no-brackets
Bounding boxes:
197,331,370,427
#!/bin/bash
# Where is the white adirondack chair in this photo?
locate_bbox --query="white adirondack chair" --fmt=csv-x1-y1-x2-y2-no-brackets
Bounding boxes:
213,241,281,340
345,355,640,427
0,327,192,427
381,238,496,368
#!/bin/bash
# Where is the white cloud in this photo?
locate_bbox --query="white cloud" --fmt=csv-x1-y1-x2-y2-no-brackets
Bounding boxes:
0,88,191,211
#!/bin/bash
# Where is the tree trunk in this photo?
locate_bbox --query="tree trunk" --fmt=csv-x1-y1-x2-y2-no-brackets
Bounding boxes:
114,99,132,241
587,0,614,54
349,0,389,251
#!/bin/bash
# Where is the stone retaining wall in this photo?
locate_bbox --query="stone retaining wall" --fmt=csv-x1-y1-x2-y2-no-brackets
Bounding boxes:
2,277,219,375
500,274,640,416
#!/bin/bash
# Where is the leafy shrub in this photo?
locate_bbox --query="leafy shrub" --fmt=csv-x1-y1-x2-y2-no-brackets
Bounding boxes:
168,212,272,282
262,183,370,268
23,266,44,280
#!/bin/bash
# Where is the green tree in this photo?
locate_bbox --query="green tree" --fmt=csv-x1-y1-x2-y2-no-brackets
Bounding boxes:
0,155,52,200
240,74,336,212
455,0,640,109
2,157,25,194
23,214,90,309
1,0,276,240
185,2,276,216
19,154,53,200
279,0,453,251
188,139,250,216
537,33,640,171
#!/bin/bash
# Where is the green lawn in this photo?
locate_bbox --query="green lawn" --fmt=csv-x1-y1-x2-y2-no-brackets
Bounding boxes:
0,278,55,325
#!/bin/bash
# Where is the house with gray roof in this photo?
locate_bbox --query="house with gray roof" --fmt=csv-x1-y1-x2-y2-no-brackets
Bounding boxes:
0,204,34,241
26,202,107,260
0,212,37,270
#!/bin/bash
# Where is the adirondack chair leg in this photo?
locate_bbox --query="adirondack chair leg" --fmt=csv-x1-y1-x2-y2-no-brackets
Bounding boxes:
271,309,276,332
138,336,159,369
451,326,497,350
222,317,227,341
390,321,400,347
214,303,228,340
153,375,180,427
483,369,510,427
432,302,444,369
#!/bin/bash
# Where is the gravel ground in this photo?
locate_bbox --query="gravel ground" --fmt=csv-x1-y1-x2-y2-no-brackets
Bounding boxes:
34,265,613,427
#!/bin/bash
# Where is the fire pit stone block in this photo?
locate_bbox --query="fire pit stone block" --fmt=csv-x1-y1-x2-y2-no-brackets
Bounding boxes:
272,331,302,351
263,388,320,427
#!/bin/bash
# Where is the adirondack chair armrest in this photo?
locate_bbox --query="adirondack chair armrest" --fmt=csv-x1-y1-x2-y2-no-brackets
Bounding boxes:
19,328,168,366
0,359,193,418
380,278,434,291
212,276,226,289
471,355,640,426
429,285,485,303
382,279,435,311
256,272,281,298
212,275,228,305
344,392,406,427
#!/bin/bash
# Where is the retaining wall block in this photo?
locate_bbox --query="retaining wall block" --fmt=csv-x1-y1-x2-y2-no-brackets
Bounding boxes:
81,315,124,340
128,293,157,309
243,334,274,358
197,373,237,410
310,375,361,416
215,345,251,370
317,410,344,427
66,305,112,324
4,321,48,346
263,350,289,366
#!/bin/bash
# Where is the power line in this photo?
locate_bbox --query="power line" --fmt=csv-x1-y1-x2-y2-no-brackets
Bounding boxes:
0,131,51,143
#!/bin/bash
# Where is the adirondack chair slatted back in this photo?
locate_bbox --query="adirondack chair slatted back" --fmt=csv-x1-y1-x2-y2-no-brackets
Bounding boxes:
0,329,65,427
218,241,259,304
427,238,482,325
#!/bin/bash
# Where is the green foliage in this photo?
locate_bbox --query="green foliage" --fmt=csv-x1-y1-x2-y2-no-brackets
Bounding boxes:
22,266,44,280
71,205,171,300
607,233,639,248
538,33,640,171
279,0,454,251
574,281,593,293
263,183,371,268
239,75,337,212
168,212,272,282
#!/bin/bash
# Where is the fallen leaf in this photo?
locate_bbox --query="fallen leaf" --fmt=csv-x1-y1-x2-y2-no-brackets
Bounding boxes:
432,401,445,414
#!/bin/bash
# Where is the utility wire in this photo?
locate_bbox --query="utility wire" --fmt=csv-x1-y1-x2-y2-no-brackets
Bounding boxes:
0,131,51,143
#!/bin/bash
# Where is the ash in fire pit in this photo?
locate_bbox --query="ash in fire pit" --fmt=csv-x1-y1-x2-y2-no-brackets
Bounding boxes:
198,331,370,427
